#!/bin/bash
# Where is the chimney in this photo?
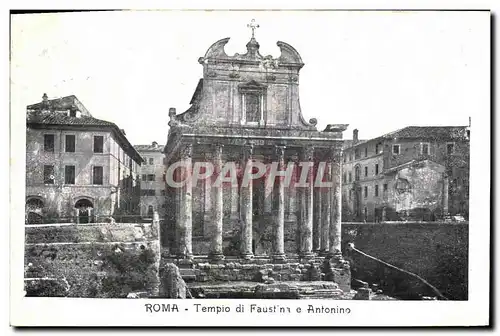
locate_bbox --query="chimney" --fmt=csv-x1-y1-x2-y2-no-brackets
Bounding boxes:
41,93,49,110
120,129,126,135
169,107,176,116
152,141,158,148
353,129,359,144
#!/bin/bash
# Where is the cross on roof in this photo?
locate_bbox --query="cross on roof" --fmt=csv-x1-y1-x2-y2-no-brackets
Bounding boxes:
247,19,259,38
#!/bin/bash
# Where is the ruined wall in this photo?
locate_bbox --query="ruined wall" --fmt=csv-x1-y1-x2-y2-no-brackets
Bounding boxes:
342,223,468,300
24,221,160,298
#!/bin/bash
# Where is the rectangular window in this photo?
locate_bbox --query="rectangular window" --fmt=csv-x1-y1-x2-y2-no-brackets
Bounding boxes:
65,135,75,152
93,136,104,153
375,143,380,154
147,174,155,181
375,185,379,197
421,143,430,155
343,155,346,163
392,144,400,155
44,134,55,152
364,147,368,157
143,158,148,165
93,166,103,185
383,183,388,192
141,174,147,181
364,186,368,198
375,164,379,175
64,165,75,184
364,166,368,177
348,172,352,183
447,142,455,155
43,165,55,184
160,190,166,196
355,149,360,160
349,189,352,201
149,158,154,165
162,173,166,182
245,93,261,122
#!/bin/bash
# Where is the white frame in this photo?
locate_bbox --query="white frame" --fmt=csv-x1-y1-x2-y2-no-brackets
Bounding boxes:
420,142,430,155
446,142,455,155
392,144,400,155
241,92,264,126
64,133,76,153
93,135,104,153
92,165,104,185
43,133,56,152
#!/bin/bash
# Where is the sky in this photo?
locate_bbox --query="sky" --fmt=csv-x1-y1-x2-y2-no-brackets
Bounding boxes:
11,10,489,146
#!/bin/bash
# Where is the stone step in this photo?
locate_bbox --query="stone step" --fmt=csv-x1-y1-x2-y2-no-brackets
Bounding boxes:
180,269,197,282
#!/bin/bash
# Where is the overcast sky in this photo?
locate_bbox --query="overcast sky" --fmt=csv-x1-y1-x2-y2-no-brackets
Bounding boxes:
11,10,489,145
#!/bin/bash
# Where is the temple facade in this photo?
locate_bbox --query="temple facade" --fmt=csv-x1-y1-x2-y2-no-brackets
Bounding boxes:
163,27,348,274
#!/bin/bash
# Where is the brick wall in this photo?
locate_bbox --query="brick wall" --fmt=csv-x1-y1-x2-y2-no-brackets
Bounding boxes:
341,222,468,300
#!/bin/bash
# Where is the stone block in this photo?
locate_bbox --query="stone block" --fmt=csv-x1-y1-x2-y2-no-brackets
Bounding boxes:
353,288,372,300
332,267,351,292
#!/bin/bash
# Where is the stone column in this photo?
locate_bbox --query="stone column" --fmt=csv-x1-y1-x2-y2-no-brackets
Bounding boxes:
272,146,286,261
313,161,323,253
442,173,449,215
209,144,224,261
263,156,273,214
240,145,254,259
320,159,331,255
329,148,343,259
178,144,193,258
299,146,315,259
286,156,298,222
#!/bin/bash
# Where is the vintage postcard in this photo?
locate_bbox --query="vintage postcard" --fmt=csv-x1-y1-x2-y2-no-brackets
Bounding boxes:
9,9,490,327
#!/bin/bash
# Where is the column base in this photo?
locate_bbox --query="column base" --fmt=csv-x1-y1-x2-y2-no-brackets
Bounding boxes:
319,249,330,257
327,249,343,259
240,252,254,260
272,253,287,263
177,257,194,268
208,252,225,262
299,251,315,262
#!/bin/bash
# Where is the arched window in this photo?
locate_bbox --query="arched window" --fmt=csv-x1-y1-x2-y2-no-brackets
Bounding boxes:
354,165,361,181
75,199,94,224
26,198,44,224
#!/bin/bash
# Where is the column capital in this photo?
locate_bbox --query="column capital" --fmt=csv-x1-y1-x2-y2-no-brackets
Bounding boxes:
241,144,253,159
274,145,286,158
212,143,224,152
180,143,193,159
300,146,315,161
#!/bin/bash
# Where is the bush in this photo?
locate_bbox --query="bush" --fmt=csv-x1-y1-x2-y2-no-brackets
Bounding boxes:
100,246,158,298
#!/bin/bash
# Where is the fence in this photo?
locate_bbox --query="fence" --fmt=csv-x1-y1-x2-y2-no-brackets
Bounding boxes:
25,214,154,225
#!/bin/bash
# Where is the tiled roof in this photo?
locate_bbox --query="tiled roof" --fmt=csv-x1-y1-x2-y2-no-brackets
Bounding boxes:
27,111,144,164
27,95,92,117
134,144,165,152
344,126,469,150
381,126,468,140
27,113,116,127
27,95,77,110
343,139,368,149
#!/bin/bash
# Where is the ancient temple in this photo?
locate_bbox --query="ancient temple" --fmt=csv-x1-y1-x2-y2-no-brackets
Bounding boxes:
163,22,350,287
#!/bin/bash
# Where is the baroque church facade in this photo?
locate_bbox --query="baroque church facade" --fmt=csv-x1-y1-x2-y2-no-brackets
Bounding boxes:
163,26,349,278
